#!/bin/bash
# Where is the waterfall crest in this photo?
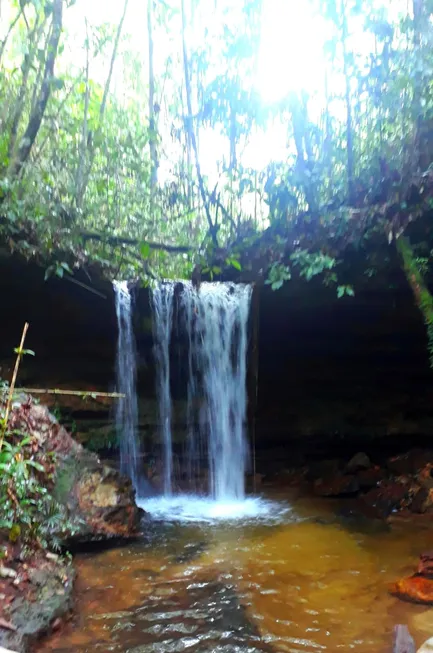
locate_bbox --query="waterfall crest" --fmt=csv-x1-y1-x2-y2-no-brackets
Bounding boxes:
114,281,144,496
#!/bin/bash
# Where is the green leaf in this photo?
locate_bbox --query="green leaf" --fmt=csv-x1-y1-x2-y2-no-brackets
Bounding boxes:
230,259,242,271
140,242,151,259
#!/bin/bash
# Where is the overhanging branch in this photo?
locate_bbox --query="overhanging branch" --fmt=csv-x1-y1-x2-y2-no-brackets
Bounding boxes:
80,232,193,253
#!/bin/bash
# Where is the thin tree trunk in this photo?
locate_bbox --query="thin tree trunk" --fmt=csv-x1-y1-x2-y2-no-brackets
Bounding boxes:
75,18,90,211
289,94,318,215
412,0,423,173
0,7,24,65
147,0,158,195
77,0,129,208
181,0,216,244
341,0,355,205
8,16,47,162
10,0,63,178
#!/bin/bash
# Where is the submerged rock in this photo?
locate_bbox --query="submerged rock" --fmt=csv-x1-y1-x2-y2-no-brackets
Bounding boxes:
9,394,142,541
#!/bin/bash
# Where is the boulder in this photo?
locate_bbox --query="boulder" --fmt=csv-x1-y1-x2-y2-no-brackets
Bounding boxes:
0,554,74,653
361,481,409,517
8,395,143,541
346,452,371,473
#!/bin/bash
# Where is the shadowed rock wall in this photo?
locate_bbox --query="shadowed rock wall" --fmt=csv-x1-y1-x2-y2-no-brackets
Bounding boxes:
1,251,432,460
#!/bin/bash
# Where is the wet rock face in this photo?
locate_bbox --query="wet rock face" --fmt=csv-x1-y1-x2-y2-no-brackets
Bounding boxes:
9,395,142,541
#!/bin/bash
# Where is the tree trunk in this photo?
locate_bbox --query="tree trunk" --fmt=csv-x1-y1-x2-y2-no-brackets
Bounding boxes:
75,19,90,211
412,0,423,173
10,0,64,178
77,0,129,208
147,0,158,194
289,93,318,215
180,0,216,244
341,0,355,205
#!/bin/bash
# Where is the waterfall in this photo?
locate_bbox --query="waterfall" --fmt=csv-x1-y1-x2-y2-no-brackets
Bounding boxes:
151,281,252,501
151,283,175,495
186,283,252,500
114,281,143,496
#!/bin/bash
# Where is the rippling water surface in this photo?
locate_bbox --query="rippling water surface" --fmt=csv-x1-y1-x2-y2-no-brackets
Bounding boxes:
39,491,433,652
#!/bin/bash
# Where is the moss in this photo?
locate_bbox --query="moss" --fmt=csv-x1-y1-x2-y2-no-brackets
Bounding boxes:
397,236,433,366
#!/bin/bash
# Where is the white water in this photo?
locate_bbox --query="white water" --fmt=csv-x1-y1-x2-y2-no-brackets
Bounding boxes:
138,495,289,523
151,283,175,495
114,281,144,496
183,283,252,500
151,281,252,501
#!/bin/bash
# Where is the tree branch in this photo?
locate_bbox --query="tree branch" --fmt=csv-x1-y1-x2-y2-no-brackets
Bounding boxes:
80,232,192,253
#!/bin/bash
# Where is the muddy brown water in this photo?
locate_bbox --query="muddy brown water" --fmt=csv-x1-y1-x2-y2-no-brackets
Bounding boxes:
38,490,433,652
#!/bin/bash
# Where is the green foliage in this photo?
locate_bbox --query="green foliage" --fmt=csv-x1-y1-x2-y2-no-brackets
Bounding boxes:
337,284,355,298
290,250,336,282
0,0,433,289
265,263,291,290
397,236,433,366
0,431,77,551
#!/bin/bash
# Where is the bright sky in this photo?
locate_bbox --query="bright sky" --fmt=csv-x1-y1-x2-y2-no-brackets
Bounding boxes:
65,0,331,177
1,0,409,182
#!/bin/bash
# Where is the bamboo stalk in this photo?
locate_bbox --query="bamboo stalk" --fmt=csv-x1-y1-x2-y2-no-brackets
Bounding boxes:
19,389,125,399
0,322,29,452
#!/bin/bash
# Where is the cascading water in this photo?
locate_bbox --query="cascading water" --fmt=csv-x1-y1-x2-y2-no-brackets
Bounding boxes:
184,283,252,500
114,281,144,497
150,281,252,502
151,283,175,495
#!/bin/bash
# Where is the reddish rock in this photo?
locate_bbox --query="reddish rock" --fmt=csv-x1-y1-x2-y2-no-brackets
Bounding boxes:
313,475,360,497
361,481,409,517
391,575,433,605
411,488,433,514
418,553,433,577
